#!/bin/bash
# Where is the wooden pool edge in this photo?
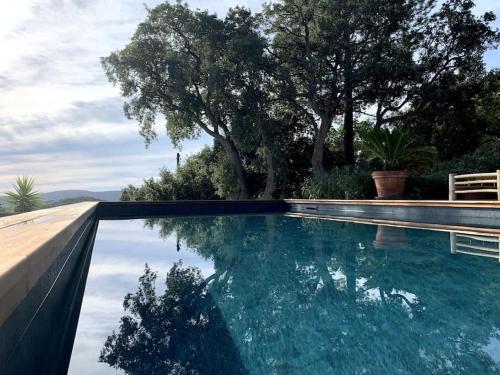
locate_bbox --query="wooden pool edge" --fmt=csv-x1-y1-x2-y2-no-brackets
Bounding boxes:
0,202,98,328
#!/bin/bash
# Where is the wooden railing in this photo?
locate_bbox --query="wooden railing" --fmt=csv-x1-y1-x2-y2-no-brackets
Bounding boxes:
450,232,500,261
448,171,500,200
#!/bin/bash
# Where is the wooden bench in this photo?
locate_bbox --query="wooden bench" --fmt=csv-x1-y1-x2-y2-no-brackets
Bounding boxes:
448,171,500,200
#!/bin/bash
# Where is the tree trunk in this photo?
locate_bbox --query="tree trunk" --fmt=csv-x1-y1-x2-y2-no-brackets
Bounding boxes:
344,96,354,165
262,150,277,199
343,44,355,165
217,137,249,199
258,111,278,200
375,102,384,129
311,115,332,176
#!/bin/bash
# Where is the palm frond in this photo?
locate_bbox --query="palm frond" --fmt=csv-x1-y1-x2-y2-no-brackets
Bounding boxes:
361,128,436,171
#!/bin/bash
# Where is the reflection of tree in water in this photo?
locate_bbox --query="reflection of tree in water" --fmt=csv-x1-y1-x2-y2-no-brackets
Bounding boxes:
105,216,500,374
99,262,248,375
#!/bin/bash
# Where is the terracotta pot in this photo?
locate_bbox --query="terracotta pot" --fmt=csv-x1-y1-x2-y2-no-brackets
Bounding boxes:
372,225,407,250
371,170,407,199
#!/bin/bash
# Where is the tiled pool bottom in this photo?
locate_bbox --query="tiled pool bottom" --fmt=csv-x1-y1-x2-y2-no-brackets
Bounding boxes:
68,215,500,375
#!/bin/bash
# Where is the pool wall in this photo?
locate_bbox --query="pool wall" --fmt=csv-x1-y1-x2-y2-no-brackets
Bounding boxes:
96,200,289,219
286,199,500,229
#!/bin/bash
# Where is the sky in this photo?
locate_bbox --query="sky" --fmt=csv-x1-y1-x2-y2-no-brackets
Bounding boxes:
0,0,499,193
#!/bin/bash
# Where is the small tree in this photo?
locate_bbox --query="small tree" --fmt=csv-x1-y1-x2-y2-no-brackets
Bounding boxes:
5,176,43,213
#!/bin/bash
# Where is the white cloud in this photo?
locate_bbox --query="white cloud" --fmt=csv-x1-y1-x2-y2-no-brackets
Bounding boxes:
474,0,500,14
0,0,231,192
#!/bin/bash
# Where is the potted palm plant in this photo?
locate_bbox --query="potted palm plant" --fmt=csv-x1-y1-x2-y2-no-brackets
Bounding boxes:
361,128,436,199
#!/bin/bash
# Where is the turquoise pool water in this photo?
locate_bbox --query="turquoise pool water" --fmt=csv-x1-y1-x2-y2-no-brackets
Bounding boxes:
68,215,500,374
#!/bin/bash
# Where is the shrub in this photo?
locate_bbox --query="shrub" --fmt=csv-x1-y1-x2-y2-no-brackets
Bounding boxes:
406,140,500,199
425,140,500,178
301,167,375,199
120,147,223,201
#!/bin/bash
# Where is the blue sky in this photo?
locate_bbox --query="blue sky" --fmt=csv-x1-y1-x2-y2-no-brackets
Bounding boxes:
0,0,499,192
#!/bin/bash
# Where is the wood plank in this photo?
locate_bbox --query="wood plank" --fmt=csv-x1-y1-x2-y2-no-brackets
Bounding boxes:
285,199,500,208
455,180,497,185
457,234,500,242
0,202,98,327
455,173,496,179
456,250,499,259
455,189,499,194
456,242,499,252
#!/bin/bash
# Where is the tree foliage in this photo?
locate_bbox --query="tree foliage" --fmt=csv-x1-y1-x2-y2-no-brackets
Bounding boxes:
99,262,248,375
121,146,237,201
103,3,289,199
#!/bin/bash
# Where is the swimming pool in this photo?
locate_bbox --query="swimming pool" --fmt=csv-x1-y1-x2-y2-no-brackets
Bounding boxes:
61,214,500,374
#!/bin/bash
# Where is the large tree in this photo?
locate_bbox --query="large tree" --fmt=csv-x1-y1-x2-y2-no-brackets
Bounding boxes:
365,0,499,129
338,0,435,165
268,0,499,169
103,3,275,199
266,0,431,170
266,0,345,175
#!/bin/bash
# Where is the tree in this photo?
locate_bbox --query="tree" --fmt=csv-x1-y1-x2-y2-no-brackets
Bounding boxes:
477,69,500,136
337,0,435,165
121,184,146,201
175,147,219,200
266,0,345,175
4,176,43,213
99,263,248,375
402,73,488,158
366,0,499,129
102,3,279,199
268,0,499,170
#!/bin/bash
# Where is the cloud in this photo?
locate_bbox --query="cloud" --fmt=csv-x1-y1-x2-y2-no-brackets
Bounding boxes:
474,0,500,15
0,0,267,192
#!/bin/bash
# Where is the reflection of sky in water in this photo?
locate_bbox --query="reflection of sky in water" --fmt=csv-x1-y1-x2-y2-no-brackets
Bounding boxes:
67,220,215,374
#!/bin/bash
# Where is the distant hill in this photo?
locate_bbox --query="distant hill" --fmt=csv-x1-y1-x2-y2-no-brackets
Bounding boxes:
41,190,121,202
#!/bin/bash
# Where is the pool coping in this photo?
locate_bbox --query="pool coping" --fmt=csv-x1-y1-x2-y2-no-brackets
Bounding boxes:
0,202,98,328
3,198,500,331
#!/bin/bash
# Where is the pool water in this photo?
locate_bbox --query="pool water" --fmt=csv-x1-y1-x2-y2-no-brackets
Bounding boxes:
68,215,500,374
